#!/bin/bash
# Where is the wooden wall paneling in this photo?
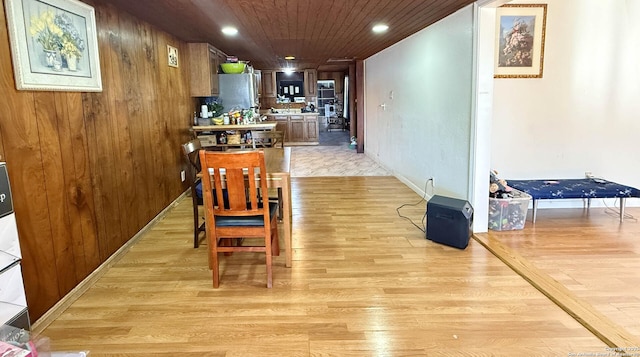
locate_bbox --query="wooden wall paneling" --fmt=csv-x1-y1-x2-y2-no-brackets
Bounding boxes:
0,0,195,322
111,12,140,242
62,92,101,276
119,12,151,233
6,101,61,319
142,29,165,214
149,29,170,210
3,107,62,317
138,21,165,216
0,9,9,163
172,40,192,194
102,5,134,252
0,3,61,319
88,3,125,260
35,91,81,295
157,31,185,207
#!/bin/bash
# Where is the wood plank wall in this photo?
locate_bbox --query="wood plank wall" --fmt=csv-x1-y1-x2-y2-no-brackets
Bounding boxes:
0,0,195,321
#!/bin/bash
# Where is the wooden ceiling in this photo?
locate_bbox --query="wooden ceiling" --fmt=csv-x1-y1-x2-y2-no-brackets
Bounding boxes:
91,0,475,72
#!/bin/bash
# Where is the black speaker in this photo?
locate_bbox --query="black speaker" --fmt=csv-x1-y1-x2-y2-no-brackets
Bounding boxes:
426,195,473,249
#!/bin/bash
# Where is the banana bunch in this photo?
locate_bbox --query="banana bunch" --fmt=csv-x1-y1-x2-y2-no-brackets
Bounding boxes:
212,116,224,125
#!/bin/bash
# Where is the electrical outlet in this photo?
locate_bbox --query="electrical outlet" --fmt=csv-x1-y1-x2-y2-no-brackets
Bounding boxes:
430,177,435,188
180,170,186,182
585,171,593,178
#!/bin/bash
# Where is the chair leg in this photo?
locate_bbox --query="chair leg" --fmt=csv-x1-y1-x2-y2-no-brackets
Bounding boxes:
208,237,216,270
265,234,273,288
212,242,220,288
271,217,280,257
278,190,283,221
193,206,200,248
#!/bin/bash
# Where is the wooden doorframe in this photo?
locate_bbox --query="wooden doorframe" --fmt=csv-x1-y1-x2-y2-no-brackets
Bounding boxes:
355,60,364,153
348,64,356,140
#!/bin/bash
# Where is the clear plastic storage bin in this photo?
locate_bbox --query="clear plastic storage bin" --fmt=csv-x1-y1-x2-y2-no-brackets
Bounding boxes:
488,189,531,231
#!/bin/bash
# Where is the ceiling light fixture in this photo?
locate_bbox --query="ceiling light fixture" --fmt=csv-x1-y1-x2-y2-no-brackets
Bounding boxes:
221,27,238,36
372,24,389,33
282,68,295,74
284,55,296,60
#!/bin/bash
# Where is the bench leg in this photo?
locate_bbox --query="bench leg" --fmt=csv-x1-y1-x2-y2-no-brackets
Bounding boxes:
532,199,538,223
620,198,626,222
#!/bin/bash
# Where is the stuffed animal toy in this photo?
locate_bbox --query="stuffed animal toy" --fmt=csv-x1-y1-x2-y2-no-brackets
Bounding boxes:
489,170,512,198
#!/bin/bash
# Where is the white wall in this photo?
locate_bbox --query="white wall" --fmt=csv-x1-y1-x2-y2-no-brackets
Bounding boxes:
491,0,640,208
364,6,475,202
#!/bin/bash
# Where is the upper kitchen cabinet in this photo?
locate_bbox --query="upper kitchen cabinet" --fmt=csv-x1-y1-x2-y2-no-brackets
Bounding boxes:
318,71,345,94
188,43,223,97
262,70,277,97
304,69,317,97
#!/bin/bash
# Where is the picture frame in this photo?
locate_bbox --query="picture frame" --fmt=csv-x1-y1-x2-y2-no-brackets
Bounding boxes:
494,4,547,79
167,45,178,68
4,0,102,91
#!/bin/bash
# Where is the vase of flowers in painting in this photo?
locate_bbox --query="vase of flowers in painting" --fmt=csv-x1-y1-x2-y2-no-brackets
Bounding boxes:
30,10,85,72
43,49,58,67
65,54,78,71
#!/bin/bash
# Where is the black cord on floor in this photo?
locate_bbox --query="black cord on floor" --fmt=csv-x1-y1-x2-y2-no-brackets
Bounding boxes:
396,178,433,233
603,198,638,222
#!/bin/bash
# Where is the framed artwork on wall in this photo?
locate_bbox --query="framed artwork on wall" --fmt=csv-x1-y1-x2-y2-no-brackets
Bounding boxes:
4,0,102,91
167,45,178,67
494,4,547,79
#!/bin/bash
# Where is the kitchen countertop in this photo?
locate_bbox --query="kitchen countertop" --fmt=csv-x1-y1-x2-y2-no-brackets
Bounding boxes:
191,122,277,131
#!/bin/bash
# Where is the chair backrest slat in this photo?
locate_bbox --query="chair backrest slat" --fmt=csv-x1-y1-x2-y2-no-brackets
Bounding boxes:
182,139,202,181
200,150,269,219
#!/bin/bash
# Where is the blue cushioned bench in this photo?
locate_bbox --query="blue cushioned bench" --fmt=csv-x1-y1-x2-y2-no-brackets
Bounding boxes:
506,178,640,223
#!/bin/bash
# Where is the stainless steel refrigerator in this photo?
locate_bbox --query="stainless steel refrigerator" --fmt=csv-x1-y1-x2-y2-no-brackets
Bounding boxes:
218,73,259,111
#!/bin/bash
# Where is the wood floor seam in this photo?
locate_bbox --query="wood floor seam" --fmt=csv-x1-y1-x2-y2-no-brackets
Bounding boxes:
473,233,640,350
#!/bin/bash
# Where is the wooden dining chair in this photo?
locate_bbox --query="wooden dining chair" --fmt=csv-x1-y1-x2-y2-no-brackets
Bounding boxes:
181,139,206,248
250,131,284,220
199,150,280,288
251,130,284,149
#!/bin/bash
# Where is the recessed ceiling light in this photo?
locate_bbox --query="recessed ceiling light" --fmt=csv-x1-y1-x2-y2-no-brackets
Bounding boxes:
284,55,296,60
221,27,238,36
372,24,389,33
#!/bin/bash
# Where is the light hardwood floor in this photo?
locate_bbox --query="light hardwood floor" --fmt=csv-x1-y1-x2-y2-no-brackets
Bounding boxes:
32,176,638,356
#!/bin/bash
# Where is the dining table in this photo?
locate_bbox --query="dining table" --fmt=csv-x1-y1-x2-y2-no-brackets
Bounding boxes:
199,147,293,268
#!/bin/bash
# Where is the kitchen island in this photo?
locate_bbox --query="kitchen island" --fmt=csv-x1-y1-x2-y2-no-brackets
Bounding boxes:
191,122,277,148
264,113,319,145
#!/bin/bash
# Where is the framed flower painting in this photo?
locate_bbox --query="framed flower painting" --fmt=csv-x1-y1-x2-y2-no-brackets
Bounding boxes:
494,4,547,79
4,0,102,91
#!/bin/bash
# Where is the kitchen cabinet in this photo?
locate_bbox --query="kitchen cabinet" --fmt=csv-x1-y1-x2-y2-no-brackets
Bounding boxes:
188,43,221,97
273,115,289,140
262,70,277,97
333,73,343,94
304,69,317,97
265,114,318,144
191,122,277,150
304,117,319,141
289,116,305,142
